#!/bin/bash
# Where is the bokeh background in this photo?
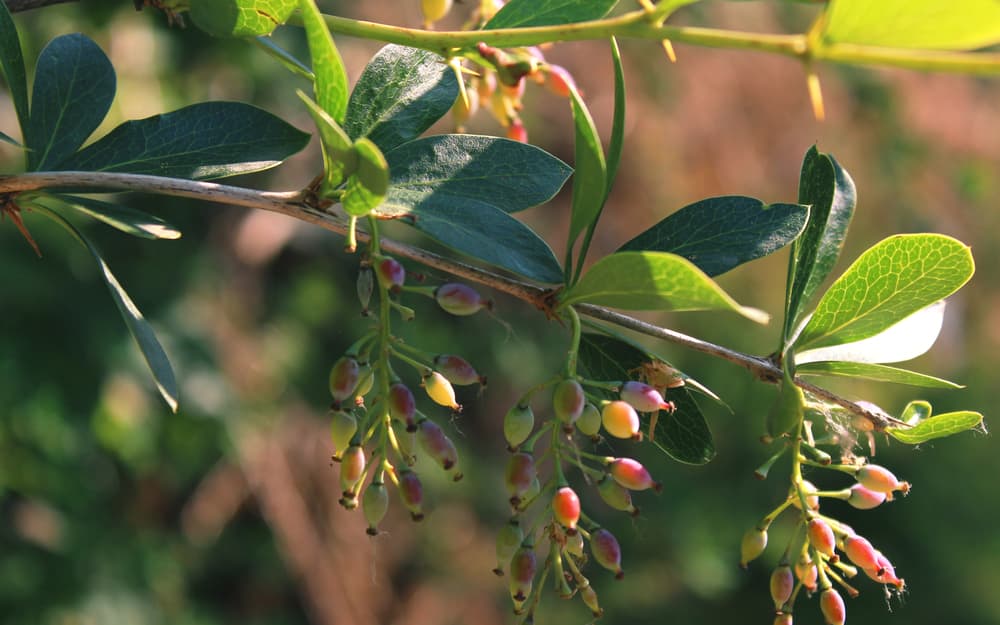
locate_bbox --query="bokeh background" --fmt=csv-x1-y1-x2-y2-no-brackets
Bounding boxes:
1,2,998,624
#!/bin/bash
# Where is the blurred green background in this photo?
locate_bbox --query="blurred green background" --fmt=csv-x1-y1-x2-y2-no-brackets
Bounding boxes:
1,2,997,624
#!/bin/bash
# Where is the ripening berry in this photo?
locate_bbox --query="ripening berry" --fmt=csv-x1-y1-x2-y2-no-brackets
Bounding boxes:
553,379,586,425
576,402,602,437
807,518,837,558
795,557,818,592
505,452,536,502
420,0,452,24
388,382,417,431
354,364,374,400
863,552,904,589
820,588,846,625
620,380,674,413
790,479,820,511
544,64,576,98
590,528,623,578
362,481,389,535
579,582,602,617
329,409,357,459
493,520,524,575
565,529,585,558
417,418,459,472
843,535,879,571
552,487,581,531
396,469,424,521
509,545,537,606
770,564,794,610
846,484,886,510
857,464,910,496
597,474,637,515
602,400,641,439
504,403,535,449
340,445,366,493
433,354,484,386
423,371,461,411
375,257,405,290
774,614,793,625
507,118,528,143
435,283,489,316
607,457,661,492
329,356,360,402
740,527,768,568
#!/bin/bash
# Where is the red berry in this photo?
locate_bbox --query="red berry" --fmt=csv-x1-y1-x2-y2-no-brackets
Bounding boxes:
602,401,641,439
375,257,405,290
807,518,836,558
857,464,910,496
553,379,585,425
607,457,660,492
590,528,623,578
820,588,846,625
435,283,488,316
388,382,417,431
552,486,581,531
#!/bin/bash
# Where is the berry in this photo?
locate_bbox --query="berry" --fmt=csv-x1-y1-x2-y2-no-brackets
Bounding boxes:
843,534,880,571
607,457,661,492
597,474,637,515
503,403,535,449
552,379,585,425
329,356,360,402
602,400,641,439
774,614,793,625
421,0,452,24
576,402,602,437
452,86,478,130
620,380,674,413
435,283,489,316
846,484,886,510
863,551,904,589
740,527,768,568
340,445,366,493
770,565,794,610
795,557,818,592
506,118,528,143
416,418,460,475
590,528,623,578
509,545,537,606
565,529,585,558
493,519,524,575
396,469,424,521
579,582,602,616
362,481,388,535
544,64,576,98
820,588,846,625
790,479,820,510
807,518,836,558
505,452,536,502
423,371,461,411
552,486,581,531
857,464,910,496
388,382,417,431
432,354,484,386
353,364,374,400
329,409,358,459
375,257,405,290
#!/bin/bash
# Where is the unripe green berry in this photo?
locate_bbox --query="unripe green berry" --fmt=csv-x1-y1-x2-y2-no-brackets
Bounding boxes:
353,364,374,400
329,409,358,460
493,519,524,575
576,402,601,437
579,582,602,617
597,474,637,515
602,400,641,439
590,528,623,579
551,486,580,531
565,529,584,558
790,479,820,511
362,481,389,535
423,371,461,411
740,527,768,568
329,356,360,402
503,403,534,449
820,588,846,625
552,379,586,425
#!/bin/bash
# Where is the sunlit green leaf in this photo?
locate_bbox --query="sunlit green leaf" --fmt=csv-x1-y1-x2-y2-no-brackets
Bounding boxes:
299,0,349,124
486,0,618,28
190,0,296,37
254,36,314,80
887,411,984,444
0,0,28,132
28,193,182,240
796,361,962,389
566,86,607,265
821,0,1000,50
561,251,770,323
297,90,356,190
795,234,974,350
342,138,388,217
620,197,808,277
901,400,932,423
26,34,115,171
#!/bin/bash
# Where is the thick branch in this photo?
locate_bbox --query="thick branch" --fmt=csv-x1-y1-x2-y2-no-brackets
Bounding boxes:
0,170,894,428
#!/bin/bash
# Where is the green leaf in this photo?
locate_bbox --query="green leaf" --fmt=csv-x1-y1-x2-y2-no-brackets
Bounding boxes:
31,205,179,413
0,0,28,133
576,333,715,464
619,197,809,277
605,37,626,198
796,301,945,365
784,146,856,341
486,0,618,28
0,128,21,147
560,251,770,323
342,137,388,217
887,411,985,444
190,0,296,37
254,36,314,80
26,34,115,171
821,0,1000,50
796,361,963,389
565,87,607,268
794,234,974,350
29,193,182,240
344,45,458,153
58,102,310,180
299,0,349,125
297,90,356,189
901,400,932,423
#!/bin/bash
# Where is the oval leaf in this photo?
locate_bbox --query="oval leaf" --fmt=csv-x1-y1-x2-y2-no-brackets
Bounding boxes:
561,251,770,323
887,411,985,444
620,196,809,277
26,34,115,171
796,301,945,365
58,102,310,180
821,0,1000,50
344,45,458,153
0,0,28,132
486,0,618,28
796,361,963,389
795,234,974,350
342,137,388,217
190,0,296,37
299,0,349,124
297,90,356,190
566,87,607,259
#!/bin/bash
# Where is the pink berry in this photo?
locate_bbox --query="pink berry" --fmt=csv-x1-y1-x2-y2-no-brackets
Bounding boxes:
795,557,818,592
807,518,836,558
375,257,405,290
506,118,528,143
846,483,886,509
820,588,846,625
545,64,576,98
329,356,360,402
396,469,424,521
863,552,904,589
432,354,484,386
602,400,641,439
505,452,536,502
770,564,794,610
857,464,910,496
843,534,879,571
552,486,581,531
620,381,674,413
553,379,585,425
590,528,623,578
417,418,459,473
388,382,417,431
435,283,489,316
740,527,768,568
608,457,661,492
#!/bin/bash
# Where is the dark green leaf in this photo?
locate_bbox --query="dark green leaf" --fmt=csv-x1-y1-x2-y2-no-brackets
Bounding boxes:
254,36,314,80
26,34,115,171
344,45,458,153
620,196,808,277
486,0,618,28
577,333,715,464
784,146,856,342
605,37,626,197
797,361,962,389
31,193,181,240
0,0,28,133
560,251,770,323
31,205,179,412
299,0,349,124
0,128,21,147
887,411,984,444
566,87,607,266
297,90,355,190
59,102,310,180
190,0,296,37
342,137,388,217
795,234,974,350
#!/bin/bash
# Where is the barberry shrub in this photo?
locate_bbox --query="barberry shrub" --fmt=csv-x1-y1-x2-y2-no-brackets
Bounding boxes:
0,0,995,623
